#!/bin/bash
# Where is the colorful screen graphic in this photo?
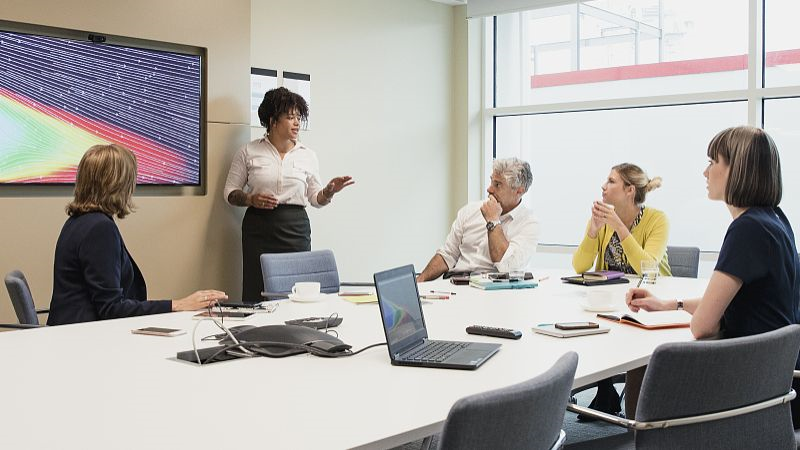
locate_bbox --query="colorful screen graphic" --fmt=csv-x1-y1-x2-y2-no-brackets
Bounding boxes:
0,29,202,185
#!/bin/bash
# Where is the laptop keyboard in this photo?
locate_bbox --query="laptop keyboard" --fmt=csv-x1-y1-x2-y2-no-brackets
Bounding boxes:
401,341,470,362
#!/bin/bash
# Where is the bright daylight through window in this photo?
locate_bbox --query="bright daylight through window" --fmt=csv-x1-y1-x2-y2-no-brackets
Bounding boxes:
486,0,800,252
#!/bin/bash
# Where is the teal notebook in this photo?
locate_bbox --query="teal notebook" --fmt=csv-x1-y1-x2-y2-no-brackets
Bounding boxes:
469,277,538,290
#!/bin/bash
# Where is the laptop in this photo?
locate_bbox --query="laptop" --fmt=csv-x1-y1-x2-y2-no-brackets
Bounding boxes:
374,265,501,370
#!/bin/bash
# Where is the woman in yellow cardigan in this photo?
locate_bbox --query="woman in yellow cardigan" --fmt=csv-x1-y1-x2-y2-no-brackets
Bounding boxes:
573,162,671,420
573,163,671,276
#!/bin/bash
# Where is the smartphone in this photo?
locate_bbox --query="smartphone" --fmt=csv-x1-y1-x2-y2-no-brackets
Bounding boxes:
554,321,599,330
131,327,186,337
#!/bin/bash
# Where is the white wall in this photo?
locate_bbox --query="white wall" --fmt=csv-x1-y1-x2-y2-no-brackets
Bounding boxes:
248,0,456,281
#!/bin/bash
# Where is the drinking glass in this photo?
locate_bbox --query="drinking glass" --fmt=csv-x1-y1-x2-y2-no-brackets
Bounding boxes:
640,260,659,285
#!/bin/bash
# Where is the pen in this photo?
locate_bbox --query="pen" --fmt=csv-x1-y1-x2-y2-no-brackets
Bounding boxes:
537,276,550,282
420,295,449,300
636,276,644,288
429,290,456,295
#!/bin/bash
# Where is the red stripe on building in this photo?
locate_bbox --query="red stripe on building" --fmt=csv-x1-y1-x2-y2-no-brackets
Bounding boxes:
531,49,800,88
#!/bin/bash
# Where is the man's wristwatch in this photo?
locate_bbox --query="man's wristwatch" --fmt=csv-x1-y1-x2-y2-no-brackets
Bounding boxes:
486,220,501,232
676,299,684,311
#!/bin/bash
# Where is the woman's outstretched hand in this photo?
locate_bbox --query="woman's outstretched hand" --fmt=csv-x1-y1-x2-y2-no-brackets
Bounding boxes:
172,290,228,311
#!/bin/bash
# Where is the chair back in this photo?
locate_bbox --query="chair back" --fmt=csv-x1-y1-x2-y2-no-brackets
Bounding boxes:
666,246,700,278
635,325,800,449
260,250,341,295
4,270,39,325
438,352,578,450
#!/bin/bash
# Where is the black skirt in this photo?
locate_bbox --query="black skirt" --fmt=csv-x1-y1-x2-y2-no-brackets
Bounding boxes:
241,205,311,302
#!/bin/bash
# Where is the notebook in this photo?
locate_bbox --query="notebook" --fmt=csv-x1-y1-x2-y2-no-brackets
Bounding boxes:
596,311,691,330
374,265,501,370
561,275,630,286
469,276,538,290
192,311,254,321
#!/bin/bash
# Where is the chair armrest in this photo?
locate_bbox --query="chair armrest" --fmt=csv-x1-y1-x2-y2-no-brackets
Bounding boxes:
0,323,41,330
36,308,50,315
340,282,375,287
566,404,635,429
567,389,796,431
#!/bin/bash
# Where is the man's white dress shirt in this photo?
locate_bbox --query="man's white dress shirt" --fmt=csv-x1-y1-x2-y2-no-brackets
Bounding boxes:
437,200,540,273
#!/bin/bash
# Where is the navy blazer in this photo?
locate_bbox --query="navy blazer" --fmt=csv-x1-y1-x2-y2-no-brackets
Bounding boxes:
47,212,171,325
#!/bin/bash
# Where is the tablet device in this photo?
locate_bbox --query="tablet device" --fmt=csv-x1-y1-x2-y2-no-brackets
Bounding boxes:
131,327,186,337
533,324,610,338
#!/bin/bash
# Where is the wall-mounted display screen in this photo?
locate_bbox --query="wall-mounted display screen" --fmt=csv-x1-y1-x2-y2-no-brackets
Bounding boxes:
0,21,205,185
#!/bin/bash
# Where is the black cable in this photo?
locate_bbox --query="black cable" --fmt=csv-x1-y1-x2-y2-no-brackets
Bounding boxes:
200,340,388,364
346,342,388,356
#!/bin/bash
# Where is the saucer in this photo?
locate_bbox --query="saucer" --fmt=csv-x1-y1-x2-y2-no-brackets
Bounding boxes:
580,302,617,312
288,293,325,303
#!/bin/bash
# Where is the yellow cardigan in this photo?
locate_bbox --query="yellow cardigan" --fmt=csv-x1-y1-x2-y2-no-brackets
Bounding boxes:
572,207,672,276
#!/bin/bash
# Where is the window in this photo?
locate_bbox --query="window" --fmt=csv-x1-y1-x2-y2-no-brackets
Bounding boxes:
484,0,800,252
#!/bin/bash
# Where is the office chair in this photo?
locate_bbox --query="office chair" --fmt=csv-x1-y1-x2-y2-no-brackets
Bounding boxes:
2,270,48,329
570,246,701,414
566,325,800,449
260,249,369,298
666,246,700,278
433,352,578,450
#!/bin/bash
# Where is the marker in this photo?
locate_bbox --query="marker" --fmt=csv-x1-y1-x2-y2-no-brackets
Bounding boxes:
429,290,456,295
420,295,449,300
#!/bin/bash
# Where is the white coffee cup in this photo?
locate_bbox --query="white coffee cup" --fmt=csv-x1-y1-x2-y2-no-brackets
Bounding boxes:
587,290,614,308
292,282,321,298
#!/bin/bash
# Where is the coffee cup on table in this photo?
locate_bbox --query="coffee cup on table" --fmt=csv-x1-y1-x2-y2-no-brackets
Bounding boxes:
292,282,321,299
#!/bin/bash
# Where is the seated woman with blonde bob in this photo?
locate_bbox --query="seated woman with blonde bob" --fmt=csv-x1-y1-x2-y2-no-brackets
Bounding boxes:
47,144,228,325
625,126,800,426
573,163,671,277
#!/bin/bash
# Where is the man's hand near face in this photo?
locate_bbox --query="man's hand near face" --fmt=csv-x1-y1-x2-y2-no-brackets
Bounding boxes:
480,194,502,222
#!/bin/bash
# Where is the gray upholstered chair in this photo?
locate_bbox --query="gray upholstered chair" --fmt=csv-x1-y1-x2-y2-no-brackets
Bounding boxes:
666,246,700,278
2,270,48,329
433,352,578,450
566,325,800,450
260,249,367,299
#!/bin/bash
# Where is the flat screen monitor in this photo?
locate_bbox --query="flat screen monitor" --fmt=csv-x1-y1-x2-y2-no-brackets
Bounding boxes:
0,20,206,186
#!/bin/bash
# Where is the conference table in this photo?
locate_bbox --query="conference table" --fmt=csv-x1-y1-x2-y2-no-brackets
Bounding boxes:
1,270,706,449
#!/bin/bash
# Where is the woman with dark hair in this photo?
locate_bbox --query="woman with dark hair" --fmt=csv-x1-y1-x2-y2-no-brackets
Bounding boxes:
224,87,354,302
48,144,227,325
626,126,800,426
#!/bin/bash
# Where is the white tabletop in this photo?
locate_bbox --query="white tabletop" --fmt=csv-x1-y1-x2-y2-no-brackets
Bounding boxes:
2,271,706,449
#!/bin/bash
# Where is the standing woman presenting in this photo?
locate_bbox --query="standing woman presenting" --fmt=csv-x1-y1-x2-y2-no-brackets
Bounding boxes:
224,87,353,302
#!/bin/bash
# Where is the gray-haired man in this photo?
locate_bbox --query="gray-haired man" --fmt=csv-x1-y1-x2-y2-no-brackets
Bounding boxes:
417,157,540,281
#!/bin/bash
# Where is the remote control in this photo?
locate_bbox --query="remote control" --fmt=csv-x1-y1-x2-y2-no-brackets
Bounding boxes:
466,325,522,340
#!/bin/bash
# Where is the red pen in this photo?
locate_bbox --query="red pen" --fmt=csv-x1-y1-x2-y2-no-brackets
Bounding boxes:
420,294,450,300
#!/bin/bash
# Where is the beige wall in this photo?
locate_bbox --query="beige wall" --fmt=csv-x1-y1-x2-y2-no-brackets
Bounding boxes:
1,0,461,323
0,0,251,323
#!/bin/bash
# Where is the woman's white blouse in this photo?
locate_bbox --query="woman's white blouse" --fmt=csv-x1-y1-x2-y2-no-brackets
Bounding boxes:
224,135,326,208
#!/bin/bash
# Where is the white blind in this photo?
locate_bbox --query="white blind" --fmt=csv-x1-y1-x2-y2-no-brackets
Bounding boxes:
467,0,579,18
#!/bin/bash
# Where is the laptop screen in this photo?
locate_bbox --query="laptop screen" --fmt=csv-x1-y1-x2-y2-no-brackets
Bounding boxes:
374,265,428,355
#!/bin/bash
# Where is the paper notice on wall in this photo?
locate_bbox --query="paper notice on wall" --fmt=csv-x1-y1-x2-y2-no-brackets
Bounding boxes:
250,68,278,127
282,71,311,130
